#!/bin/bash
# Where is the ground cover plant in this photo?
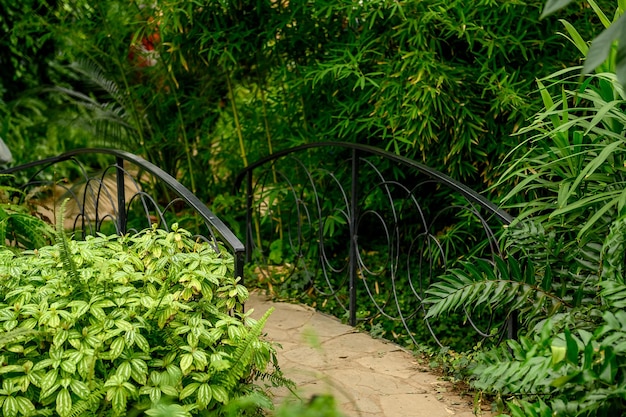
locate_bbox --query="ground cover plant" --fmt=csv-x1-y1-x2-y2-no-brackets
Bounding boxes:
0,221,287,416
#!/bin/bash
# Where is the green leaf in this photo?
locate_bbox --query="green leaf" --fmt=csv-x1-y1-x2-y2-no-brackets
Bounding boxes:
116,362,131,381
559,19,589,56
551,344,567,365
134,333,150,353
2,396,18,417
180,354,193,375
197,384,212,409
179,382,199,400
60,360,76,374
69,379,90,399
111,388,127,416
556,141,622,206
109,337,125,360
541,0,577,18
583,13,626,75
57,388,72,417
130,359,148,384
588,0,612,28
552,370,581,387
616,21,626,89
600,281,626,307
211,385,228,404
598,346,617,383
40,369,59,392
564,328,579,364
15,397,35,415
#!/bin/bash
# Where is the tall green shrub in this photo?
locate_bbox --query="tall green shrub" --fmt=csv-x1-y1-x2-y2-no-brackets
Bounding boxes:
425,2,626,414
23,0,604,199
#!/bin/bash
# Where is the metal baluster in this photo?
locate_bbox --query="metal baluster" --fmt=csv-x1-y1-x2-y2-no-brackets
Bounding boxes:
115,157,127,235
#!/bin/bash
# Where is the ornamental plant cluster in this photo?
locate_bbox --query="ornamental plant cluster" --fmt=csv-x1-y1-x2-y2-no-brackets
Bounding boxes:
0,225,283,417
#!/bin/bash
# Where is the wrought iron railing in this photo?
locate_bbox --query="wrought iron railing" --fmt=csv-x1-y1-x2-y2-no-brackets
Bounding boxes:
2,144,513,348
1,148,245,280
235,142,514,348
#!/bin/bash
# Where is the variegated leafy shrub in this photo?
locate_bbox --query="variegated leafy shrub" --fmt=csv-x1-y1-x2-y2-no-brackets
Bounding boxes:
0,225,285,417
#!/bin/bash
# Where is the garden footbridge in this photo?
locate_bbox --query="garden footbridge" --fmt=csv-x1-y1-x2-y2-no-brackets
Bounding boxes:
1,143,511,414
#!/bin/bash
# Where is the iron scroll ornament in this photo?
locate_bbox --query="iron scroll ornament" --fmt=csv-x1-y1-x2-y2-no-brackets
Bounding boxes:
235,142,515,348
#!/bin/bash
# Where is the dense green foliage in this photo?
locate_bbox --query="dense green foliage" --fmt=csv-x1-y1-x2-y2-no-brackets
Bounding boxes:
0,177,54,249
0,225,287,416
1,0,606,198
5,0,626,415
425,2,626,414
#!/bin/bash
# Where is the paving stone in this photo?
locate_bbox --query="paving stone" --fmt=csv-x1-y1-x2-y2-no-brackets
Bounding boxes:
328,368,427,396
320,332,400,357
379,393,457,417
246,292,490,417
354,349,428,380
307,311,362,338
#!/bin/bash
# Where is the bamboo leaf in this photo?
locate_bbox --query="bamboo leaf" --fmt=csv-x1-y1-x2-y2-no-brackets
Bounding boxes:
559,19,589,56
588,0,612,28
583,13,626,75
541,0,577,18
560,141,622,203
564,328,579,364
584,100,622,135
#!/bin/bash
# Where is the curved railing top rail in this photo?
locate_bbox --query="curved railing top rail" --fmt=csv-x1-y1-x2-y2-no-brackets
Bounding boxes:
1,148,245,272
234,141,514,225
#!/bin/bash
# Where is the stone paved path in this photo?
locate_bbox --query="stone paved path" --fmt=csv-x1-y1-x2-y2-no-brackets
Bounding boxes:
247,292,491,417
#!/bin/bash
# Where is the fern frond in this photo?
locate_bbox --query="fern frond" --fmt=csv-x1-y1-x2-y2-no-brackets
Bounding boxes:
0,328,42,347
67,387,105,417
69,60,131,112
0,207,8,246
55,199,81,284
9,212,54,248
222,308,274,393
253,368,296,392
599,280,626,308
425,258,570,321
600,217,626,282
471,326,556,396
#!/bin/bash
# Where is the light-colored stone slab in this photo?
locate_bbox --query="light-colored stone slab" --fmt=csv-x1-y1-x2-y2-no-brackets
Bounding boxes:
246,292,489,417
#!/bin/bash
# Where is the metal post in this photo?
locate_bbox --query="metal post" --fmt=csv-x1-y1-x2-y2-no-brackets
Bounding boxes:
115,157,127,235
507,310,519,340
235,251,245,287
349,149,359,326
245,171,254,264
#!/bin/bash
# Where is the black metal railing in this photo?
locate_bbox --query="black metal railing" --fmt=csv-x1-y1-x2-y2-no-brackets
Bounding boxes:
1,148,245,280
235,142,514,348
2,144,513,348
